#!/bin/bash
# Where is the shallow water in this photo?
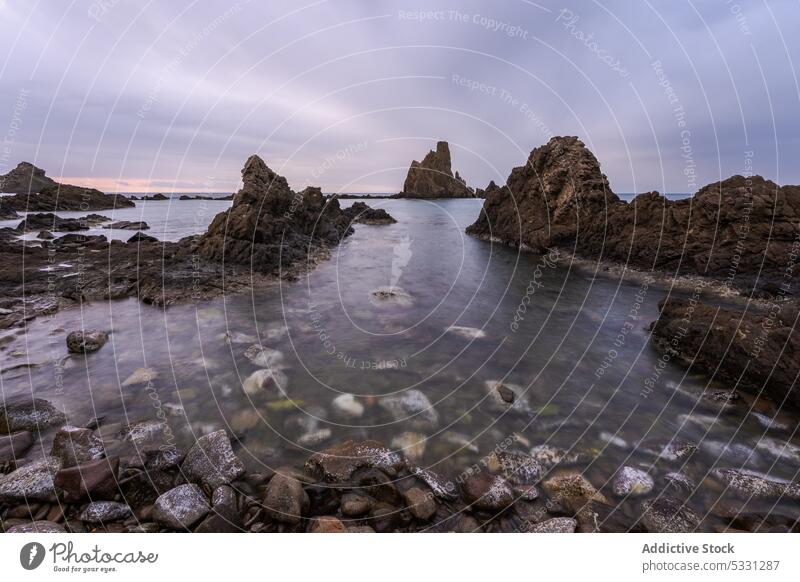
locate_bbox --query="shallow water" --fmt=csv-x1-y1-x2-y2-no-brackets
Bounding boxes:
1,198,798,523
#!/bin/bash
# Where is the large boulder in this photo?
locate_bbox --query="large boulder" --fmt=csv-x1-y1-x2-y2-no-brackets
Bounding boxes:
181,430,245,489
194,155,353,273
399,141,475,198
0,398,66,434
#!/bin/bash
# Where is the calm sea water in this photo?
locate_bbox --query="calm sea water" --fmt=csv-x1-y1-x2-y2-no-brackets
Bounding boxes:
1,197,796,523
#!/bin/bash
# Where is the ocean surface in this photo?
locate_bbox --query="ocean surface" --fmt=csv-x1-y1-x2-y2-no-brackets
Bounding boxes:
1,196,796,525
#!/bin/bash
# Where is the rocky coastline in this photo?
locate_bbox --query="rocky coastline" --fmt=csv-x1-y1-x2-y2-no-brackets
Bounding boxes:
467,136,800,415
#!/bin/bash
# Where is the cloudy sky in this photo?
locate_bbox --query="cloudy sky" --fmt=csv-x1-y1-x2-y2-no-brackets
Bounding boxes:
0,0,798,194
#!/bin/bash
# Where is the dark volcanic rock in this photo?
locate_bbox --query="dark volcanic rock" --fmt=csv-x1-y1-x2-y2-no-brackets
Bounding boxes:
195,155,353,273
127,232,159,243
103,220,149,230
341,201,396,224
467,136,800,289
399,141,475,198
16,213,105,232
0,201,19,220
651,298,800,408
0,162,58,193
0,163,134,211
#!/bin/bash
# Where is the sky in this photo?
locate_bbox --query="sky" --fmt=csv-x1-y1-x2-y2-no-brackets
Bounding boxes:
0,0,798,194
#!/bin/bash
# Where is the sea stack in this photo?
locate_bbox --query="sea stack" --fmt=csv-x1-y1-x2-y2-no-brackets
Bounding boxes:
195,154,353,273
399,141,475,198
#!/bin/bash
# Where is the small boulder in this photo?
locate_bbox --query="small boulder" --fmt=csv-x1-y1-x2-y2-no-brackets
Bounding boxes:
462,472,514,511
51,425,105,467
181,430,245,489
152,484,210,529
66,330,109,353
612,466,654,497
262,472,308,525
0,398,66,434
0,456,61,502
79,501,132,523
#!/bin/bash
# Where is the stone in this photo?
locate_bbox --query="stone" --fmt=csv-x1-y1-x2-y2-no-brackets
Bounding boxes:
181,430,245,489
242,368,288,395
462,472,514,511
711,468,800,500
152,484,210,529
119,419,169,450
102,220,149,230
0,456,61,502
378,390,439,428
7,520,66,533
484,380,531,414
262,473,308,525
664,472,696,494
121,367,158,387
79,501,132,523
127,232,158,244
612,466,654,497
529,444,581,470
54,456,120,500
194,485,243,533
305,440,405,483
66,329,109,353
403,486,437,521
445,325,487,339
50,425,105,467
528,517,577,533
0,398,66,434
542,472,608,530
243,344,284,368
390,431,427,463
640,497,701,533
399,141,475,198
486,450,542,486
341,493,372,517
308,515,346,533
331,393,364,419
408,465,458,500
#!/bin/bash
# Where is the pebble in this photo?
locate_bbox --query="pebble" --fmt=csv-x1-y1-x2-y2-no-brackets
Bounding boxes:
331,393,364,419
262,473,308,525
462,472,514,511
121,367,159,387
403,486,437,521
612,466,654,497
390,431,427,463
308,515,346,533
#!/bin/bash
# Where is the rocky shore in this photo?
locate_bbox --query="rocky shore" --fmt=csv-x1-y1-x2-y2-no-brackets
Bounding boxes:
0,155,387,329
467,136,800,415
3,391,797,533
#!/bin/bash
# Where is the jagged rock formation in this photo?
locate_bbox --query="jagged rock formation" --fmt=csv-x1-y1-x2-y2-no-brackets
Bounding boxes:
0,162,134,211
467,136,800,291
651,297,800,409
195,155,353,273
474,180,503,199
399,141,475,198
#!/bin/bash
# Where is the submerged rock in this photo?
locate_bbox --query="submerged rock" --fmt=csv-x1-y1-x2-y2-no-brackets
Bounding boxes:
378,390,439,428
462,472,514,511
529,444,581,470
612,466,654,497
153,484,210,529
121,367,158,387
50,425,105,467
305,440,405,482
243,344,285,368
181,430,245,489
341,201,397,224
711,468,800,500
331,393,364,419
66,329,109,353
484,380,531,414
0,398,66,434
242,368,288,395
640,497,701,533
408,465,458,501
486,450,542,486
445,325,487,340
391,432,427,463
0,456,61,502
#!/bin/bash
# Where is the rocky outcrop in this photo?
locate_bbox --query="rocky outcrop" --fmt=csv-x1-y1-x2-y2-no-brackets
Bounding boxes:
467,136,800,291
399,141,475,198
102,221,149,230
15,213,110,232
195,155,353,273
341,201,396,225
0,162,134,210
650,297,800,409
